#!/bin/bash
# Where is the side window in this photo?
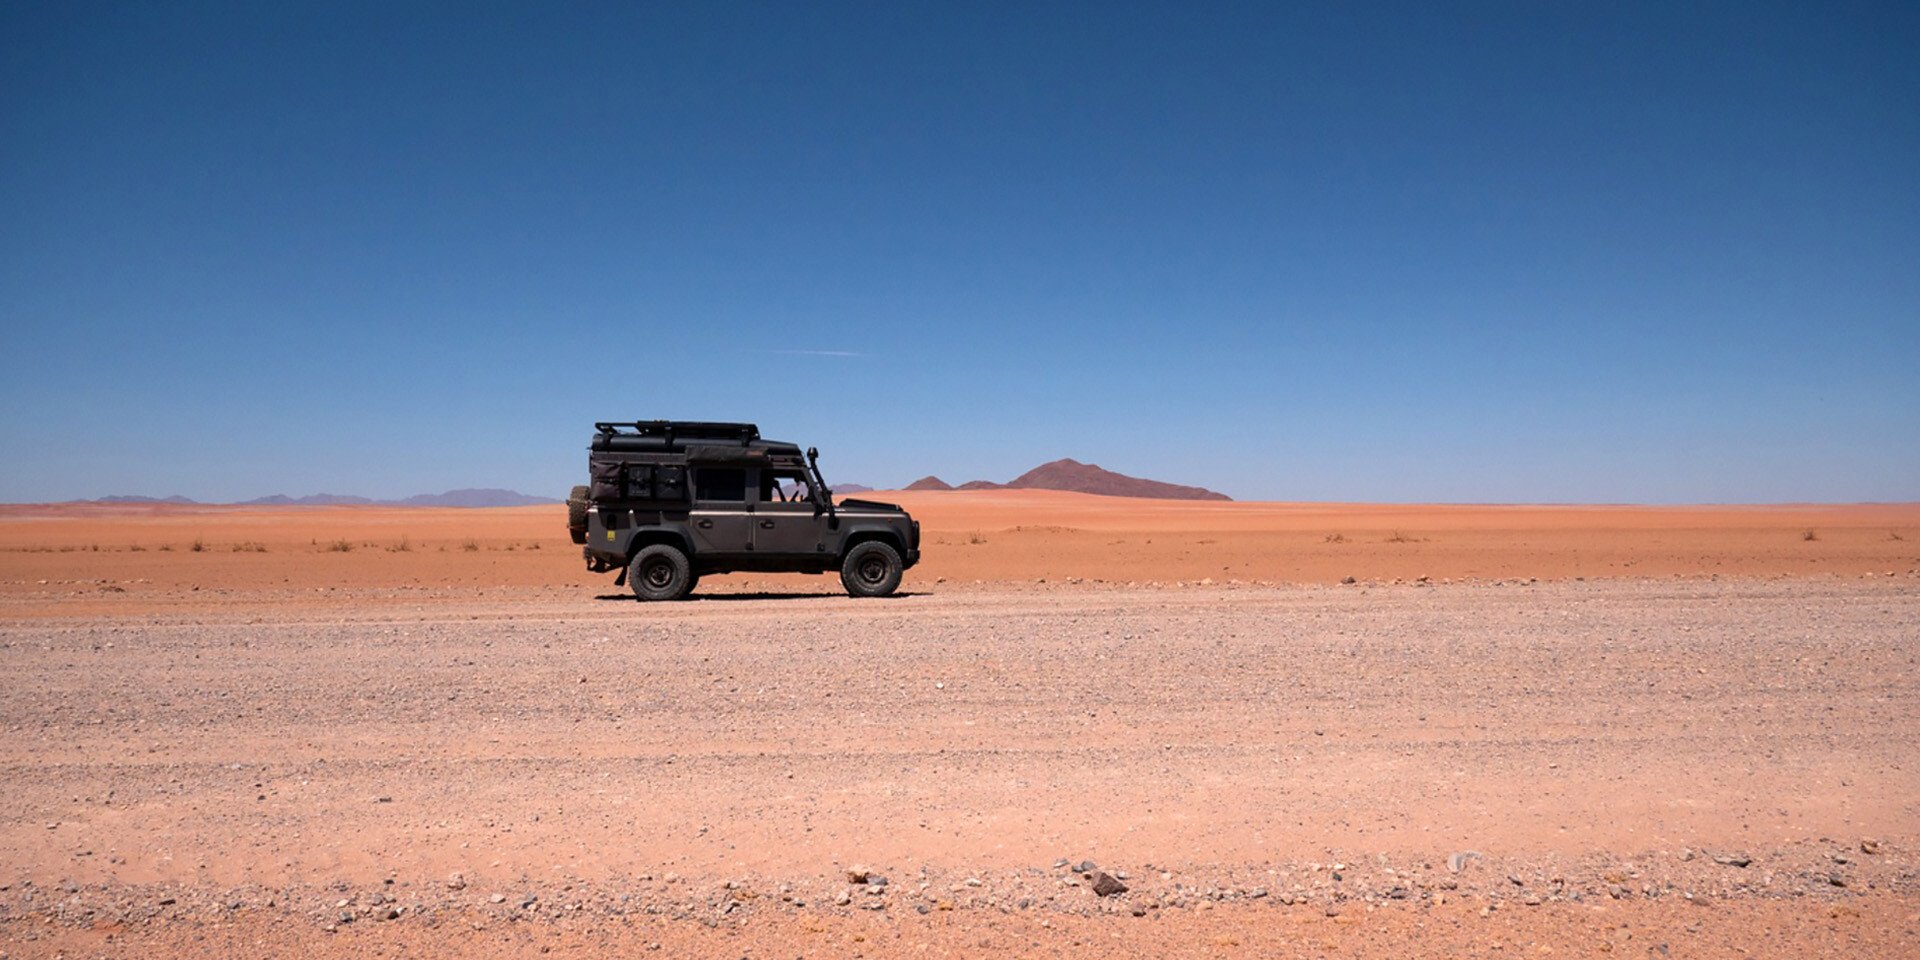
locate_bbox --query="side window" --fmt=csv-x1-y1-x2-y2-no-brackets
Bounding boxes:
694,467,746,502
759,469,813,504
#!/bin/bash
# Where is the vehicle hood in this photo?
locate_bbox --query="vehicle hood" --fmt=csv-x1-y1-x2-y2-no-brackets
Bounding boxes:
837,497,904,513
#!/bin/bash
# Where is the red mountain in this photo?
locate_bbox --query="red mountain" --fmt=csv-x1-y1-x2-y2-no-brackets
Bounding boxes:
904,476,954,491
941,459,1230,501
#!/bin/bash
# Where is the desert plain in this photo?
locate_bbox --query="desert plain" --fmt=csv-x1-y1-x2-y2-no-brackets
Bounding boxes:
2,491,1917,957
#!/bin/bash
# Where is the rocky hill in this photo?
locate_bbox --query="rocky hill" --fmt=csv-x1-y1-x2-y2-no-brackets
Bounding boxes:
905,459,1230,501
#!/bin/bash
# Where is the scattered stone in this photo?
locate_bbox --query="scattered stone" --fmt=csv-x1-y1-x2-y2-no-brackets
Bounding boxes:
1447,851,1482,874
1713,854,1752,868
845,866,871,884
1073,860,1096,874
1090,871,1128,897
445,873,466,890
489,893,507,904
1860,839,1881,855
834,890,852,906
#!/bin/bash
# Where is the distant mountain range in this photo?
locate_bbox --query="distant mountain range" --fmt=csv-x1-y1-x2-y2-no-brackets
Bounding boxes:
72,466,1223,506
77,488,560,508
904,458,1231,501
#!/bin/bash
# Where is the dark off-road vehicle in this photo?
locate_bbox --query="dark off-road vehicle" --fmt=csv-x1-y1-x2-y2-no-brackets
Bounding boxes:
566,421,920,600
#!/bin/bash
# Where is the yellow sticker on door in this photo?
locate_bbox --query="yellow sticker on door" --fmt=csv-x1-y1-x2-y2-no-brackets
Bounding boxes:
607,530,615,540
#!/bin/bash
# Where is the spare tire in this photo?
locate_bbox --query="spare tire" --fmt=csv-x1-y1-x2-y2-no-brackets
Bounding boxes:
567,485,590,544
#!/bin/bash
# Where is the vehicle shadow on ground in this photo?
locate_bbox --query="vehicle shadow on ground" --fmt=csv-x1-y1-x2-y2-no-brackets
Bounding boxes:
593,592,927,603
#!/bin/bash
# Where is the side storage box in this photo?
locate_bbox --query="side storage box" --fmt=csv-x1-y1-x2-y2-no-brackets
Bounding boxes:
622,463,656,500
589,458,623,501
654,465,688,501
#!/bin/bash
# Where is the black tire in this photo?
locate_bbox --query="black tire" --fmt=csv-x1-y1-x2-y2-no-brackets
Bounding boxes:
840,541,903,598
629,544,693,601
566,485,590,544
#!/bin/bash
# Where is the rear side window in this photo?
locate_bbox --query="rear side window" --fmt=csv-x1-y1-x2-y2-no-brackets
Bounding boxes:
694,468,746,502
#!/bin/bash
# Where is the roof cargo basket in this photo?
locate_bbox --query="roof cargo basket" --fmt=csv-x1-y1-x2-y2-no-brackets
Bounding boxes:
593,421,760,444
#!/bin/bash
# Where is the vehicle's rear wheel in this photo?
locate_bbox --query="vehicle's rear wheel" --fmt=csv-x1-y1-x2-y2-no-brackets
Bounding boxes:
566,485,590,544
840,541,903,598
629,544,693,601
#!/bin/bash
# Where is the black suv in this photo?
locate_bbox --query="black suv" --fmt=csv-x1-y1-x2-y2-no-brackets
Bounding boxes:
567,421,920,600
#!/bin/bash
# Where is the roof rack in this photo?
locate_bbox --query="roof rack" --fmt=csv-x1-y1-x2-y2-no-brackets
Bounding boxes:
593,420,760,444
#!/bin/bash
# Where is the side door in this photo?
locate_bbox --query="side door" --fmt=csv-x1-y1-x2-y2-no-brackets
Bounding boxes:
689,466,753,557
752,467,825,557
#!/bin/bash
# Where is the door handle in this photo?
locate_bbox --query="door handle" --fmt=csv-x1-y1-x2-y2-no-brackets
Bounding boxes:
760,520,775,528
697,519,713,529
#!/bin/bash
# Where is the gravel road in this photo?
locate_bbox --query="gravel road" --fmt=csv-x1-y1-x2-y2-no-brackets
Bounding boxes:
2,578,1915,957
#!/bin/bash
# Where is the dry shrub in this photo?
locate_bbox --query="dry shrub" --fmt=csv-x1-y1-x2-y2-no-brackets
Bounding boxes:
1323,533,1347,544
231,542,268,553
1802,529,1818,542
462,540,480,552
388,536,412,553
189,537,205,553
967,531,987,545
326,539,354,553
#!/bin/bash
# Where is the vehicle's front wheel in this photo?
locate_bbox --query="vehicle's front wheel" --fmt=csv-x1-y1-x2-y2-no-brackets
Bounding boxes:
840,541,903,598
629,544,693,601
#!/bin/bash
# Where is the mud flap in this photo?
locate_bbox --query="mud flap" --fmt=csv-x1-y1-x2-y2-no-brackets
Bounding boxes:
614,564,628,587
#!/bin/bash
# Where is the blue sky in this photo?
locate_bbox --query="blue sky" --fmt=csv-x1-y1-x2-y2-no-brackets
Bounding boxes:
2,1,1916,503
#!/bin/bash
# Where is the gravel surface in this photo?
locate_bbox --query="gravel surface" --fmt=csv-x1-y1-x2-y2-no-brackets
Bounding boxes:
2,578,1916,956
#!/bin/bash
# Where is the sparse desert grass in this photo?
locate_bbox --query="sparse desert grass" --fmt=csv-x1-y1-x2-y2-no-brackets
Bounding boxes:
231,541,268,553
326,539,354,553
190,537,205,553
967,531,987,545
1323,533,1348,544
388,536,412,553
128,543,146,552
1802,529,1819,542
157,543,173,552
1889,531,1905,542
462,539,480,552
1384,531,1424,543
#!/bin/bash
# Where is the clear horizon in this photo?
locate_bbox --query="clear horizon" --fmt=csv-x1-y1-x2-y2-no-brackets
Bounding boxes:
3,2,1916,505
